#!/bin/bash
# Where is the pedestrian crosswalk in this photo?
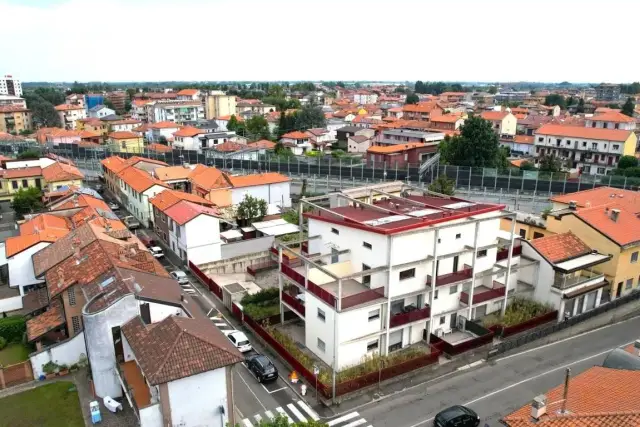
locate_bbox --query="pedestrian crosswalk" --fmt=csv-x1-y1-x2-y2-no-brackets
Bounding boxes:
241,403,371,427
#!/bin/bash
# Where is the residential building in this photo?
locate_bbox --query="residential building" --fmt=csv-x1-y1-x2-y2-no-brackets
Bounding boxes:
595,83,621,101
519,232,611,321
236,101,275,116
147,121,181,143
499,211,550,241
439,92,470,103
0,95,26,108
494,91,529,103
533,124,636,175
0,167,44,201
471,92,494,107
376,128,445,146
84,94,105,110
117,166,169,226
306,128,335,151
480,110,517,137
65,93,85,108
502,366,640,426
77,118,109,136
0,74,22,96
401,102,444,121
41,162,84,191
176,88,202,101
335,126,371,148
366,143,438,167
545,188,640,300
55,104,86,130
280,131,313,155
88,104,115,119
130,99,151,122
277,187,518,370
107,131,144,153
205,90,236,120
106,91,127,113
119,315,243,427
108,119,143,133
227,173,291,215
353,91,378,104
428,115,464,131
584,111,636,131
149,101,205,124
500,134,535,156
0,105,32,133
347,134,374,153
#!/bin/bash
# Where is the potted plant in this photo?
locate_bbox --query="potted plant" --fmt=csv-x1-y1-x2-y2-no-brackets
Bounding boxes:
69,363,79,373
58,364,69,376
42,362,58,380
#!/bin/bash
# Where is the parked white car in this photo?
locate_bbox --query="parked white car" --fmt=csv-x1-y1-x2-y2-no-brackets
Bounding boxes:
149,246,164,258
222,330,252,353
170,270,189,284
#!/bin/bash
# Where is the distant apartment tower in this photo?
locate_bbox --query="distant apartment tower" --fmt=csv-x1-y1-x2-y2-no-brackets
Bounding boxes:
205,91,236,120
106,91,127,113
595,84,621,102
0,75,22,97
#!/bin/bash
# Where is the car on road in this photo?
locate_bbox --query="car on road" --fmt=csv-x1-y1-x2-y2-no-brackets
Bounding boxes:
434,405,480,427
222,330,252,353
122,216,140,230
246,354,278,382
95,184,104,194
139,236,157,248
170,270,189,284
108,202,119,211
149,246,164,258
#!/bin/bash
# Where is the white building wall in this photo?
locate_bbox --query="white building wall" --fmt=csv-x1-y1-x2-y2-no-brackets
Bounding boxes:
0,294,22,313
30,331,88,378
7,242,49,295
304,292,336,368
144,301,185,324
521,245,554,304
230,181,291,214
167,367,228,427
139,404,163,427
336,302,385,368
182,215,222,264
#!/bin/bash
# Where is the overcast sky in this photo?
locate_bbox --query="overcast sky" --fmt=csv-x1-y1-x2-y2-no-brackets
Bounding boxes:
1,0,638,83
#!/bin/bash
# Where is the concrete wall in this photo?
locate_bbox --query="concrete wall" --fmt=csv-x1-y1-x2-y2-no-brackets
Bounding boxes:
183,215,222,264
200,251,271,275
220,236,274,260
8,242,48,295
139,403,163,427
0,293,22,313
83,294,139,398
143,300,185,324
230,181,291,215
30,331,87,378
167,368,228,427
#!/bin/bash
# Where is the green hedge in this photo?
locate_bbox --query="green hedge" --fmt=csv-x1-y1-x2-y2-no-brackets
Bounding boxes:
241,288,279,305
0,316,27,343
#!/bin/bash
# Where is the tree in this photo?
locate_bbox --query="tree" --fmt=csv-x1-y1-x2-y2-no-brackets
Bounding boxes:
294,105,326,131
576,98,585,114
11,187,44,219
336,82,345,88
227,115,239,132
428,175,455,195
104,99,116,110
617,155,638,169
22,91,62,128
258,415,327,427
17,149,41,159
124,99,132,113
544,94,566,109
621,97,635,117
236,194,268,223
519,161,536,171
405,92,419,104
245,116,271,140
538,155,562,172
158,136,168,145
126,88,137,100
438,116,507,168
488,86,498,95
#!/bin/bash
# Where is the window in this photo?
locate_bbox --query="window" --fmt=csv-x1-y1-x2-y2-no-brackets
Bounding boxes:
317,308,326,322
538,137,544,142
35,178,41,188
439,316,445,325
399,268,415,280
434,289,439,300
450,285,458,295
455,233,461,239
331,228,339,235
367,340,379,352
11,181,17,189
626,278,633,290
582,141,587,147
363,241,372,250
597,167,605,174
176,226,181,238
477,249,487,258
533,232,544,239
68,288,76,306
519,229,526,238
368,309,380,321
437,238,441,243
317,338,326,352
72,316,81,333
21,179,28,188
632,252,639,264
362,264,371,285
613,144,620,150
591,143,597,150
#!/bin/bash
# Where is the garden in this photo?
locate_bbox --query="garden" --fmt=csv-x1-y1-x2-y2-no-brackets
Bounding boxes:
240,288,280,321
482,297,554,328
0,316,31,367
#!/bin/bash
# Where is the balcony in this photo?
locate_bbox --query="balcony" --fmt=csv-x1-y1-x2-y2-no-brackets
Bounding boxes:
426,266,473,287
116,360,152,412
496,245,522,261
460,284,506,305
390,305,431,328
282,290,305,316
552,271,606,291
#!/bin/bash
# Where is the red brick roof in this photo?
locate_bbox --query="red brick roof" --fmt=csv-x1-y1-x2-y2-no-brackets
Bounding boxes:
150,189,214,212
41,162,84,182
550,187,640,214
588,111,635,123
118,167,168,194
529,232,592,263
164,200,220,225
481,111,510,121
26,299,66,342
535,124,633,142
574,203,640,246
122,315,244,385
503,366,640,427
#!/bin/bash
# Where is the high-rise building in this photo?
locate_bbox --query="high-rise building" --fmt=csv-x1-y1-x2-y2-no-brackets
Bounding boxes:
205,91,236,120
595,83,621,102
0,75,23,97
106,91,127,113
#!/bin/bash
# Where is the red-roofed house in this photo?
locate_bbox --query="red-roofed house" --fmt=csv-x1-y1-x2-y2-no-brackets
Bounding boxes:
280,131,313,155
585,111,636,131
480,110,517,136
117,166,169,227
163,200,222,263
54,104,86,130
401,102,444,121
176,88,201,100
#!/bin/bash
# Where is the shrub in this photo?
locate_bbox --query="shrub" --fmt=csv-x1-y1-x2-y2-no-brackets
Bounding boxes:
241,288,279,305
241,288,280,320
0,316,26,343
243,303,280,320
42,361,58,375
482,297,553,327
0,336,7,350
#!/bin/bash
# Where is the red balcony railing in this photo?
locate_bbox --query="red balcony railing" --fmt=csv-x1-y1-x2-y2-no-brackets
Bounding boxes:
307,280,337,307
282,292,306,316
496,245,522,261
341,288,385,310
426,267,473,287
389,305,431,328
460,286,506,305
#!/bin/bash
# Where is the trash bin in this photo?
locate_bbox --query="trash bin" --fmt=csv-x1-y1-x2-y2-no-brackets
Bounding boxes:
90,401,101,424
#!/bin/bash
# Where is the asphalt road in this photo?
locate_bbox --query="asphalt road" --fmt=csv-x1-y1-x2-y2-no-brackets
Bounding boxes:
352,315,640,427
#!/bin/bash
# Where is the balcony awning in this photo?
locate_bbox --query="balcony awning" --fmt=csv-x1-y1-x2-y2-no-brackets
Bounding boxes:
253,219,300,236
554,253,611,273
562,280,609,299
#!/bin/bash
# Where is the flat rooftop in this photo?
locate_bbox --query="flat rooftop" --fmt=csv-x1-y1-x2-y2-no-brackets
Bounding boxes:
306,194,504,234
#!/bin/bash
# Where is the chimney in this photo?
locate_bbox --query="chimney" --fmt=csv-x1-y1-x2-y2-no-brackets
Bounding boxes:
72,237,81,261
57,267,65,288
530,394,547,420
611,208,620,222
568,200,577,210
105,221,112,232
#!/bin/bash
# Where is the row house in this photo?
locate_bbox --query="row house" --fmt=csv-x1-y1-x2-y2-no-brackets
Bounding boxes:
584,111,636,131
107,131,145,153
276,188,521,370
427,115,465,132
280,131,313,155
480,110,517,137
533,124,636,175
55,104,86,130
146,121,181,142
401,102,444,121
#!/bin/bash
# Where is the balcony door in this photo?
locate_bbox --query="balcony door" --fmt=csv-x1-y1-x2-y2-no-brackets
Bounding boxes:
452,256,459,273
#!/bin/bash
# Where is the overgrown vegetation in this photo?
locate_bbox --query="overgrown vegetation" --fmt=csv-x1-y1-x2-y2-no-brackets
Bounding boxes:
236,194,268,224
241,288,280,320
11,187,44,219
17,149,41,159
482,297,553,328
0,316,26,343
428,175,455,195
0,343,31,366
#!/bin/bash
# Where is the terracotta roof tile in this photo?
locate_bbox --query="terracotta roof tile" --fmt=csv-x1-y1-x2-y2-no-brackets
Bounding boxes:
22,287,50,314
189,167,231,191
481,111,510,121
150,189,214,212
176,89,199,96
122,315,244,385
108,131,142,139
514,135,535,144
0,105,29,113
100,156,127,173
430,115,461,123
248,139,276,149
228,172,290,188
550,187,640,214
0,166,42,179
154,165,197,182
535,124,633,142
529,232,592,263
281,131,310,139
213,141,247,152
367,143,428,154
26,299,65,342
54,104,84,111
402,102,442,113
588,111,635,123
41,162,84,182
573,203,640,246
118,167,168,194
148,121,180,129
20,214,70,235
146,143,172,153
164,200,220,225
5,230,68,258
173,126,206,138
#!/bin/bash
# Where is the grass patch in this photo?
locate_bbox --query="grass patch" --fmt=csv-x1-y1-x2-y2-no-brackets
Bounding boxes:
482,297,553,328
0,381,84,427
241,288,280,320
0,343,31,366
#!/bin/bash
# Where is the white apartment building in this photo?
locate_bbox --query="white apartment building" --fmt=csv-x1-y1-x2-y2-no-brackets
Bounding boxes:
0,95,26,108
55,104,87,130
0,74,22,97
276,186,521,370
584,111,636,131
353,91,378,105
149,101,205,124
534,124,637,175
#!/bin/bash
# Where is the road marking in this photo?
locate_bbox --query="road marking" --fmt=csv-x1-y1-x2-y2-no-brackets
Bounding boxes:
253,414,262,423
235,368,266,412
275,407,294,424
242,419,254,427
405,344,633,427
328,412,360,426
261,384,287,394
343,419,367,427
287,403,307,422
297,401,320,421
264,410,275,420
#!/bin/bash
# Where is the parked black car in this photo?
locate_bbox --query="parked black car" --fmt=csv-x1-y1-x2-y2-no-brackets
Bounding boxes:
246,355,278,383
434,405,480,427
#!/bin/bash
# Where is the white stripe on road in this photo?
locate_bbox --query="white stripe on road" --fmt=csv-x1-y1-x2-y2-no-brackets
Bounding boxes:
296,400,320,421
275,407,294,424
328,412,360,426
253,414,262,423
342,419,367,427
214,322,227,327
287,403,307,422
242,419,253,427
264,410,275,420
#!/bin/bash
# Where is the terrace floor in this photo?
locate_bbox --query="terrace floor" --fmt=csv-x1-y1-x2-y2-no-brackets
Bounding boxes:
441,329,478,345
120,360,151,408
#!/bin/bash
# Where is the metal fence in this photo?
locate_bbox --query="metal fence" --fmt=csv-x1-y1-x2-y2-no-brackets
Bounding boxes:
489,289,640,358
